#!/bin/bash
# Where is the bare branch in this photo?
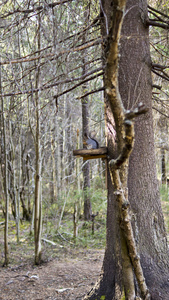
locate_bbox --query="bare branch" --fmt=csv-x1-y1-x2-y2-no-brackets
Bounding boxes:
150,42,169,60
152,69,169,81
109,119,134,170
152,106,169,119
54,72,104,99
147,20,169,29
109,103,149,169
125,103,149,120
1,1,73,18
109,103,150,299
148,10,169,26
78,87,104,99
0,71,103,98
152,84,162,90
148,5,169,20
152,63,169,71
0,38,102,66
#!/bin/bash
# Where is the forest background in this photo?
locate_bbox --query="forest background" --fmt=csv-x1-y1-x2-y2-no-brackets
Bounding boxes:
0,0,169,286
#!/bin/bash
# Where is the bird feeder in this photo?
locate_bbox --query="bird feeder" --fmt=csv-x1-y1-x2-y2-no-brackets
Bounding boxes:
73,147,108,161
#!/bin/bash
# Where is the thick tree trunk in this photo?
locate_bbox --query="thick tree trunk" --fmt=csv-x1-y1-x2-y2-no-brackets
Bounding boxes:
119,2,169,298
84,0,169,299
84,1,127,297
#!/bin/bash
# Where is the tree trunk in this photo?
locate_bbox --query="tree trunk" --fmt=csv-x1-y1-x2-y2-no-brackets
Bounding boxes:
34,10,42,265
3,110,9,266
50,127,57,203
82,98,92,221
119,1,169,298
161,148,166,183
82,7,92,221
0,60,9,266
84,1,169,299
34,88,42,265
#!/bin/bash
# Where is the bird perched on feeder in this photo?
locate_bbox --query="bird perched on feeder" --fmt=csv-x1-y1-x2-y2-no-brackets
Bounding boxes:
83,132,99,149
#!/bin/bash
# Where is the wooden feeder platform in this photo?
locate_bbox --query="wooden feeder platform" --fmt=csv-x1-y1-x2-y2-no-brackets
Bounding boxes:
73,147,108,161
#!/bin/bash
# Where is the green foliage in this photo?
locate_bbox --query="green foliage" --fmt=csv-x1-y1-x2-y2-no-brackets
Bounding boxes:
0,182,169,265
90,187,107,216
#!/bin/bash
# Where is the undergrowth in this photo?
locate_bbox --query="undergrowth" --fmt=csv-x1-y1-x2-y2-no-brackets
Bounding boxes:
0,182,169,266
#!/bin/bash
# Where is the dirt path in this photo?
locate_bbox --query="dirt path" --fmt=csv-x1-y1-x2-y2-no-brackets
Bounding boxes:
0,250,104,300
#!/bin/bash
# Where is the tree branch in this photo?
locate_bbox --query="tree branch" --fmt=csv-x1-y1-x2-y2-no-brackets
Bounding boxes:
0,71,103,98
109,103,148,170
103,1,151,298
150,42,169,60
0,38,102,66
152,69,169,81
77,87,104,99
152,84,162,90
109,104,150,300
152,106,169,119
148,5,169,20
53,72,104,99
1,0,73,18
147,19,169,29
152,63,169,71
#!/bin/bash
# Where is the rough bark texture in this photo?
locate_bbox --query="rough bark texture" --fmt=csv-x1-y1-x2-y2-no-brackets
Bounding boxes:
84,1,126,299
119,1,169,298
84,0,169,299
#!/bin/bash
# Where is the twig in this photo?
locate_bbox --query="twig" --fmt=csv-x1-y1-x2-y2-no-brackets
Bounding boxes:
1,0,73,18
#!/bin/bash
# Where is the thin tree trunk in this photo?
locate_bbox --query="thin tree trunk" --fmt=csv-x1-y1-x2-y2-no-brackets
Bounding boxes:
51,127,57,203
76,129,81,192
9,121,19,241
82,7,92,221
56,116,61,199
34,9,42,265
161,148,166,183
3,112,9,266
17,134,21,241
0,58,9,266
34,90,42,264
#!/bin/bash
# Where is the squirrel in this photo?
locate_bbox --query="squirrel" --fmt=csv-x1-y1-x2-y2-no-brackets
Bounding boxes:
83,132,99,149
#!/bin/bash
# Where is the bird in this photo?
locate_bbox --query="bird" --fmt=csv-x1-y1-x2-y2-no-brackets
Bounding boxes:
83,132,99,149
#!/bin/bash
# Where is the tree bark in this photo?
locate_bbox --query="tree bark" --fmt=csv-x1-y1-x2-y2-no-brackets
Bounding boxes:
34,8,42,265
0,59,9,266
84,0,169,299
82,7,92,221
119,1,169,298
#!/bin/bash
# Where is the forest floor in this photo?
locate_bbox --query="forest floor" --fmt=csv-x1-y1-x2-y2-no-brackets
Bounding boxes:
0,183,168,300
0,243,104,300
